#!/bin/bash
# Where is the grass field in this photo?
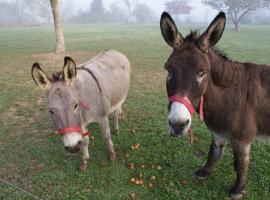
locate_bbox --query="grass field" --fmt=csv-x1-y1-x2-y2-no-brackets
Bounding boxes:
1,23,270,200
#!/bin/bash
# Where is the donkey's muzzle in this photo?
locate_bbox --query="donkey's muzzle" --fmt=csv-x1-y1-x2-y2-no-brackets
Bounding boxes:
169,119,189,137
64,141,82,153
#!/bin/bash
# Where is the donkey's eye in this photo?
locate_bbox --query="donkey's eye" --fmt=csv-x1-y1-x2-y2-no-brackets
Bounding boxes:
74,103,79,110
197,71,206,78
197,71,206,83
49,110,55,116
167,69,172,80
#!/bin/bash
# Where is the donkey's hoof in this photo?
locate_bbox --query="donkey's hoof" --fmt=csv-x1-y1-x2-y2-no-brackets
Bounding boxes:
195,168,210,180
230,187,246,200
114,129,119,135
79,160,88,172
109,152,117,161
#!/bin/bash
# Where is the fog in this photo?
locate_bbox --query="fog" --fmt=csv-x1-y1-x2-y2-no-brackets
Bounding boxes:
75,0,217,22
0,0,270,25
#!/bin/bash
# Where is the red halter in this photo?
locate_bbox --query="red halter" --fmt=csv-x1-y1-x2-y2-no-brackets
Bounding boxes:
57,100,91,138
168,95,204,144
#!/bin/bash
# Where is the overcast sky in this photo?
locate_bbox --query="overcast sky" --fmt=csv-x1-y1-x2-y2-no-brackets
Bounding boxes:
75,0,218,22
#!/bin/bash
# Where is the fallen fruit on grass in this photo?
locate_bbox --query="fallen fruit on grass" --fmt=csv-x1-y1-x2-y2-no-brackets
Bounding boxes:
150,176,156,181
90,136,95,140
129,192,136,198
130,178,135,183
140,164,145,169
135,179,140,185
129,162,136,170
148,183,153,188
131,143,140,150
157,165,162,170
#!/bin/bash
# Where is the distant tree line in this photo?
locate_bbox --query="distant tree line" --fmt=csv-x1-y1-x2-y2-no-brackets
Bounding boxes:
0,0,156,25
1,0,270,26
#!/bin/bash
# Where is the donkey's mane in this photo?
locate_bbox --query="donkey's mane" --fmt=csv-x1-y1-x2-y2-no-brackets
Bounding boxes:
52,72,64,82
185,30,231,61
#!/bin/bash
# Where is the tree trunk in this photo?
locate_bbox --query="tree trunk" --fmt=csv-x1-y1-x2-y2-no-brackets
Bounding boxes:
234,21,240,32
50,0,65,53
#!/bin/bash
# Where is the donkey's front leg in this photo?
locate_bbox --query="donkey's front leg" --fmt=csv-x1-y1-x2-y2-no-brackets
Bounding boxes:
79,127,90,171
196,136,225,180
100,116,116,161
230,142,250,200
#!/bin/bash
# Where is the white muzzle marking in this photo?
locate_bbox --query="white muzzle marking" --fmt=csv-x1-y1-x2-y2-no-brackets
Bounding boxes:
62,132,82,147
168,102,192,135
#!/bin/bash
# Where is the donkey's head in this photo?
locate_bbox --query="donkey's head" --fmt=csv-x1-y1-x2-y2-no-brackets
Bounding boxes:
32,57,85,153
160,12,226,137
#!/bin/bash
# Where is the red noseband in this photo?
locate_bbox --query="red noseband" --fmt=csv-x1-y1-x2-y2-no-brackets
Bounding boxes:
58,126,90,138
168,95,204,120
56,99,91,138
168,96,195,115
168,95,204,144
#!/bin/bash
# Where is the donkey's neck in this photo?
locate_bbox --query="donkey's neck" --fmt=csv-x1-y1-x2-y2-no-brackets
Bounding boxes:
208,50,245,88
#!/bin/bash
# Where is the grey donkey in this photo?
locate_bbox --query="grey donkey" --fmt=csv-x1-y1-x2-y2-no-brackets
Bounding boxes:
31,50,130,171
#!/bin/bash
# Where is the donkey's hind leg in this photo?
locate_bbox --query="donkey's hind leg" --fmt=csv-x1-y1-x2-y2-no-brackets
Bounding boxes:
229,142,250,200
100,116,116,161
114,107,122,135
196,134,226,180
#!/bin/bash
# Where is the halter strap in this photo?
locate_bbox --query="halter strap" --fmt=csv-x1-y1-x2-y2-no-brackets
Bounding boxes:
79,100,90,110
168,95,204,144
168,96,195,114
58,127,91,138
56,93,91,138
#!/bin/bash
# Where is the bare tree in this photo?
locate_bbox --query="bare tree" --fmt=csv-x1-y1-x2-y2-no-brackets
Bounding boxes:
203,0,270,31
164,0,193,21
50,0,65,53
123,0,137,23
133,3,156,23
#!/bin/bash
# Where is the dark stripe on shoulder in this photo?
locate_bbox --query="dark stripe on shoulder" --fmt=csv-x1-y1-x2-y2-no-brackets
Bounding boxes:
77,67,102,94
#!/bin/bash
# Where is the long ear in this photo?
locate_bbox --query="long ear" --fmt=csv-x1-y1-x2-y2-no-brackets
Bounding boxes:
31,63,52,90
197,12,226,53
63,56,76,85
160,12,184,48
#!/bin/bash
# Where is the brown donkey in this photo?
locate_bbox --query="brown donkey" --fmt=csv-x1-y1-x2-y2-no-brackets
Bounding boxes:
160,12,270,199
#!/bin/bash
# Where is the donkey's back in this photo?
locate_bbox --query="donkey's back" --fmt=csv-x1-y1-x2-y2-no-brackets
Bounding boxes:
79,50,130,112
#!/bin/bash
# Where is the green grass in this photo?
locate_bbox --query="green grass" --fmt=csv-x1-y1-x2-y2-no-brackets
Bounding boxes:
1,23,270,200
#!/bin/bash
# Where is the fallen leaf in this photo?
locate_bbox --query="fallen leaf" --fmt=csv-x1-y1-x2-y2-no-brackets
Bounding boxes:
157,165,162,170
129,192,136,198
181,179,188,186
99,160,108,167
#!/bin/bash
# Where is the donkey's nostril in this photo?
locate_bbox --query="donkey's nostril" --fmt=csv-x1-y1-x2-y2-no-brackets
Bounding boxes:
179,119,189,128
78,141,82,146
64,146,69,151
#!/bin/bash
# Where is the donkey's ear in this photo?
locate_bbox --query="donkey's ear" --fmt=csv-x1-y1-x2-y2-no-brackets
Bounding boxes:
160,12,184,48
63,56,76,85
197,12,226,53
31,63,52,90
